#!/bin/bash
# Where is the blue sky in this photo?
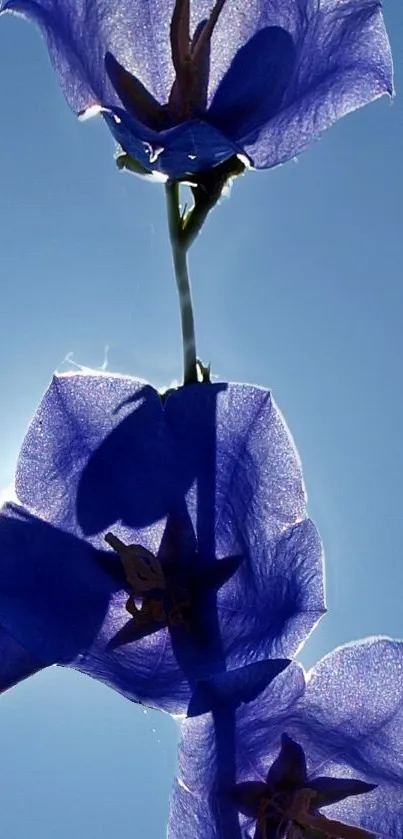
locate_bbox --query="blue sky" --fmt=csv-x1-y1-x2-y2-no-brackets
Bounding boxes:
0,3,402,837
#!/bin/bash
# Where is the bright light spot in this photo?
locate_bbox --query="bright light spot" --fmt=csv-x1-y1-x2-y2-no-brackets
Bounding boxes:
181,178,197,187
78,104,104,121
143,142,164,164
178,778,192,793
147,170,168,183
237,152,252,169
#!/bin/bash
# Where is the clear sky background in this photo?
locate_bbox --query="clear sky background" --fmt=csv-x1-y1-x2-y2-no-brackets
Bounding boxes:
0,3,402,837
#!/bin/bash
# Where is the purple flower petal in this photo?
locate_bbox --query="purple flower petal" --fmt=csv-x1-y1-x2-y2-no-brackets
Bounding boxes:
1,372,324,713
1,0,176,110
169,639,403,839
0,0,392,177
103,111,241,178
0,503,115,664
240,1,393,168
16,374,174,535
187,659,291,717
208,26,297,141
0,620,44,693
168,663,306,839
15,374,307,541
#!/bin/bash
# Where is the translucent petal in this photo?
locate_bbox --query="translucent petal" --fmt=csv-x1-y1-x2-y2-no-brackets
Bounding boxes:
239,1,393,168
4,373,324,712
1,0,177,109
0,503,113,664
1,0,392,173
168,663,305,839
169,641,403,839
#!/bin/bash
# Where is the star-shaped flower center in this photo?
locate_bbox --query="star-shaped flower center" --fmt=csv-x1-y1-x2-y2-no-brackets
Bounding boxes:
232,734,377,839
104,512,242,648
105,531,193,631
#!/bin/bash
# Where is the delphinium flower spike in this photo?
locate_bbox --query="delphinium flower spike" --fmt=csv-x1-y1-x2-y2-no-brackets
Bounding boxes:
0,372,325,713
169,638,403,839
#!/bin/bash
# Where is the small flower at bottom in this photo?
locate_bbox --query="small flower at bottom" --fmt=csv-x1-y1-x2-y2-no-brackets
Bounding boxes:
233,735,376,839
169,638,403,838
0,372,325,714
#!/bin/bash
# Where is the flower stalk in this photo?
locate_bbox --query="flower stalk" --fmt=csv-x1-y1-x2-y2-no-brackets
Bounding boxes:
165,180,199,386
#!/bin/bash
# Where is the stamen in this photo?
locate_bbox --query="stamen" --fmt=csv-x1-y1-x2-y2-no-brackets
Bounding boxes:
170,0,191,74
168,0,228,120
105,532,166,591
169,0,193,118
105,52,167,129
105,532,193,631
191,0,228,63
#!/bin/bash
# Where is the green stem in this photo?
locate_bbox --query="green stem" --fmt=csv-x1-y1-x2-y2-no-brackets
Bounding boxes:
165,181,198,385
182,203,211,253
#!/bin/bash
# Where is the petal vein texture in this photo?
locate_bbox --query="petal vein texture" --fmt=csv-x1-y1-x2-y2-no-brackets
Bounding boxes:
0,0,393,177
0,372,325,714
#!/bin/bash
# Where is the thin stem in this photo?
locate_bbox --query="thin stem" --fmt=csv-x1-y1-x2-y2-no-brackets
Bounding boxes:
165,181,198,385
182,202,211,252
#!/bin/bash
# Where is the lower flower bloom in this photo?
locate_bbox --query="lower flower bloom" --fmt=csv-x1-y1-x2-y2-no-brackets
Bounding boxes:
0,372,324,714
169,638,403,837
233,734,376,839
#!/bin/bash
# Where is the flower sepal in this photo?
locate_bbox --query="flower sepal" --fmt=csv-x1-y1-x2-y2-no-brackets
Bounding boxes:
115,150,153,178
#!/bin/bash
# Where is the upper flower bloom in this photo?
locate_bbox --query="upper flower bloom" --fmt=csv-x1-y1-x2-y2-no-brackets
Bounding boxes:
0,372,324,714
0,0,393,179
169,638,403,839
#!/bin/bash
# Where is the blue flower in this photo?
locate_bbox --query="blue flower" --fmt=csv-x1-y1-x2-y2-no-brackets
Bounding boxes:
0,372,324,713
0,0,392,179
169,638,403,839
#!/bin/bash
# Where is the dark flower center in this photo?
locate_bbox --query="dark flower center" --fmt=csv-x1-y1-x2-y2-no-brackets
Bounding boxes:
233,736,377,839
105,0,228,131
105,531,192,631
257,786,375,839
